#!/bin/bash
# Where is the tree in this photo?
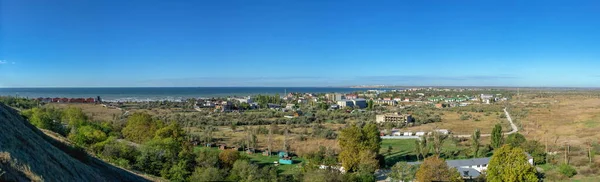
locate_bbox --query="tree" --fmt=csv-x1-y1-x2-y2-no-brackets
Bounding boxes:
415,136,429,161
268,123,274,156
472,129,481,157
506,133,526,147
487,145,538,182
227,160,259,182
431,131,448,155
415,156,464,182
357,150,379,174
122,113,164,143
190,167,225,181
367,100,374,110
558,164,577,178
218,149,240,169
491,124,504,149
389,162,417,182
195,148,220,168
62,107,88,127
338,123,381,172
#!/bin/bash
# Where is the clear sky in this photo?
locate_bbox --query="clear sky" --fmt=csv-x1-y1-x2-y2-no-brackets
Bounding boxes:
1,0,599,87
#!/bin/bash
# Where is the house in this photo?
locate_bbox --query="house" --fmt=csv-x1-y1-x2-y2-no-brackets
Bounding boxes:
415,132,426,136
85,98,95,103
435,103,444,109
336,100,354,108
352,99,367,109
297,98,308,104
329,104,339,110
376,113,406,123
403,132,412,136
325,93,345,101
267,103,281,109
435,129,450,135
59,98,69,103
407,154,534,179
373,99,397,106
286,104,295,110
403,98,410,102
345,94,358,100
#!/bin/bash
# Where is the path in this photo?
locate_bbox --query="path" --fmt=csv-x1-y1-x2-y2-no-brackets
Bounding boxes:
382,107,518,139
454,107,517,137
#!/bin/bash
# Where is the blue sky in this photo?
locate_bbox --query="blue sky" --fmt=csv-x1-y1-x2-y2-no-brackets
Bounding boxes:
1,0,599,87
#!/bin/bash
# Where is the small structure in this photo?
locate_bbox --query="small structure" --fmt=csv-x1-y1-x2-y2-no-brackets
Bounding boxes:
219,144,227,150
278,151,293,165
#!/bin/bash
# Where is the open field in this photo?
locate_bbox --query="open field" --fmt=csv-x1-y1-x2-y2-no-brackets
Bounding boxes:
46,103,123,122
513,94,600,148
406,110,511,135
193,146,304,174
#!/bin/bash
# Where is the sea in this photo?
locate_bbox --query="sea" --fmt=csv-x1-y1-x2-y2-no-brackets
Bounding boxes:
0,87,371,102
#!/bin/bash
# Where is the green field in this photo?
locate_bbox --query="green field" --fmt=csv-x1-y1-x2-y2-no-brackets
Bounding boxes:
194,147,304,174
379,139,464,167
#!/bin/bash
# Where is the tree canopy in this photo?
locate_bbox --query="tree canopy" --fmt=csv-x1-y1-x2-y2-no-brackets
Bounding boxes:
491,124,504,149
338,123,381,173
415,156,463,182
487,145,538,182
122,113,164,143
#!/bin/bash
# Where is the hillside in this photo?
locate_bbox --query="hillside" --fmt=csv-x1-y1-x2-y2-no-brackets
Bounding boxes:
0,103,151,182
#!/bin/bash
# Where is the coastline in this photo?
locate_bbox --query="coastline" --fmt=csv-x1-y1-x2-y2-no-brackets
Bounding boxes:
0,87,373,102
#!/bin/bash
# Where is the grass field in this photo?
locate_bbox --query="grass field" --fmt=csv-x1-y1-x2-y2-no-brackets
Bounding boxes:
379,139,466,167
193,146,303,174
406,110,510,135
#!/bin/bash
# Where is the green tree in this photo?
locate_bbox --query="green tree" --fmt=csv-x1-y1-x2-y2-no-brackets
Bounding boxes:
219,149,241,169
195,148,220,168
487,145,538,182
506,133,526,147
68,125,108,147
415,156,464,182
367,100,374,110
122,113,164,143
491,124,504,149
190,167,225,181
472,129,481,157
23,108,65,135
357,150,379,174
558,164,577,178
389,162,417,182
164,160,191,182
338,123,381,172
227,160,258,182
431,131,448,155
62,107,88,127
415,136,429,161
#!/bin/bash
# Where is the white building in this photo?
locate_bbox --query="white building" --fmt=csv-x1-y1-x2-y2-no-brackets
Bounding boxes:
407,154,534,178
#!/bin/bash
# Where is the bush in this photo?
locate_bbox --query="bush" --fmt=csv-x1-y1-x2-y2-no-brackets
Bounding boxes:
558,164,577,178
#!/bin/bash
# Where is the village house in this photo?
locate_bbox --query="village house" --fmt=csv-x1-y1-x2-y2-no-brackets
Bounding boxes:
407,154,534,179
376,113,407,123
373,99,397,106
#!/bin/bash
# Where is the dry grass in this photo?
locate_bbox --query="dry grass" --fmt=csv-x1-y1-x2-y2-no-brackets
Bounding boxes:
406,110,511,135
513,95,600,148
46,103,123,122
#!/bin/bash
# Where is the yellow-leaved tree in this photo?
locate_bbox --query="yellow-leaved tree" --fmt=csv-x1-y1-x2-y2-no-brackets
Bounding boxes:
487,145,538,182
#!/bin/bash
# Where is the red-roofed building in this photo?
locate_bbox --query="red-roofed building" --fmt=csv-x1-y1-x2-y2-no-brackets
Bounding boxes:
60,98,69,103
86,98,95,103
52,98,60,102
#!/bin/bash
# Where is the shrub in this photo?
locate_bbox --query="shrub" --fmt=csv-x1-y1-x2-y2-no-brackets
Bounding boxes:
558,164,577,178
